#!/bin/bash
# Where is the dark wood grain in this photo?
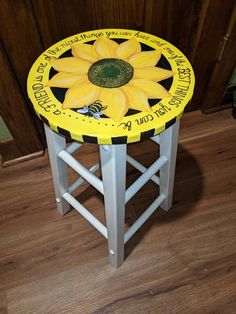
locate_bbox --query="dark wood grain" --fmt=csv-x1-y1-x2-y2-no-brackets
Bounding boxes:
32,0,145,48
0,0,44,97
202,2,236,112
189,0,236,111
0,109,236,313
0,291,7,314
144,0,201,56
0,43,43,157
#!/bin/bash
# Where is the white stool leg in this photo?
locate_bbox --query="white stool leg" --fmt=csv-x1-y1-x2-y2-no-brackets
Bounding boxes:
44,124,70,215
100,144,127,268
159,120,180,211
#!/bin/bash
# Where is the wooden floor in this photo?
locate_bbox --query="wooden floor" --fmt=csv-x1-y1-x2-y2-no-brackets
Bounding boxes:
0,109,236,314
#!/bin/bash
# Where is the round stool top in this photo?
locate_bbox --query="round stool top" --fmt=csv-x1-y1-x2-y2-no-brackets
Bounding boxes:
27,29,195,144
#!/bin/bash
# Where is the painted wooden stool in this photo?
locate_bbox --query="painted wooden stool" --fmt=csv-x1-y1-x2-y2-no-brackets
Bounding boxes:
27,29,194,267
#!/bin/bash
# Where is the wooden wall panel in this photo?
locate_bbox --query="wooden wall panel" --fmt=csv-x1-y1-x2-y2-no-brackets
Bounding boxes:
32,0,145,48
31,0,94,47
0,0,44,98
33,0,201,57
0,0,46,156
202,2,236,112
144,0,201,56
144,0,207,111
189,0,236,110
90,0,145,29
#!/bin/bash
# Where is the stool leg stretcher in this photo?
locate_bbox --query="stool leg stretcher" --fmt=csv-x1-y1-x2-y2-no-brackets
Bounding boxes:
124,193,165,243
44,120,180,267
125,155,167,204
58,150,104,195
68,162,100,193
63,192,108,238
66,142,82,154
126,154,160,185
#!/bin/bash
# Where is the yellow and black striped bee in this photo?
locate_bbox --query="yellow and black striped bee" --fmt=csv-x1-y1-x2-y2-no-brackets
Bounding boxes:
77,101,107,120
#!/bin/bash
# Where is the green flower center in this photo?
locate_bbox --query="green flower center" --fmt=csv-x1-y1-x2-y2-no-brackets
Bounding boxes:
88,58,133,88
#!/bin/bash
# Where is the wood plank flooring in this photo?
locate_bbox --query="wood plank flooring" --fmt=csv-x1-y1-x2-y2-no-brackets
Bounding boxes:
0,109,236,314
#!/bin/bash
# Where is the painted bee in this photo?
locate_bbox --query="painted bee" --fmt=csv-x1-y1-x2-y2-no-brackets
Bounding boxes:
77,101,107,120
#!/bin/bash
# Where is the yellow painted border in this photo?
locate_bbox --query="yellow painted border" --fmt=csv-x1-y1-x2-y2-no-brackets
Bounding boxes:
27,28,195,144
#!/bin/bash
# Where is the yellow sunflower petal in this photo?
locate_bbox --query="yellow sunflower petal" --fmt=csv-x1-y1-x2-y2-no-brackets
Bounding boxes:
50,57,91,74
94,37,118,58
134,67,174,82
130,79,171,98
116,38,141,60
99,88,128,122
45,72,87,88
62,82,100,109
71,43,99,62
128,50,161,68
121,85,152,112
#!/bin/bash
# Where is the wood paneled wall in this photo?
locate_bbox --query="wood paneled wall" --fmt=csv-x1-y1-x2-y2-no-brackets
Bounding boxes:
0,0,235,161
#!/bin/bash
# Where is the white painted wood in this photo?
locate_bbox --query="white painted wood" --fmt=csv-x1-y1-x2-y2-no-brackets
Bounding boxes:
63,192,108,238
44,124,70,216
58,150,104,194
68,162,100,193
124,193,165,243
100,144,127,268
159,120,180,211
125,155,167,204
126,154,160,185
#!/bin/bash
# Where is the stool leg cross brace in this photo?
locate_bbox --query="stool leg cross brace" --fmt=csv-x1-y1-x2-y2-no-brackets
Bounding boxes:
44,120,180,268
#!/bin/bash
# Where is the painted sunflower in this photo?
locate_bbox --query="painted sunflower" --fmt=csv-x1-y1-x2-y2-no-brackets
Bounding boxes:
46,37,174,122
